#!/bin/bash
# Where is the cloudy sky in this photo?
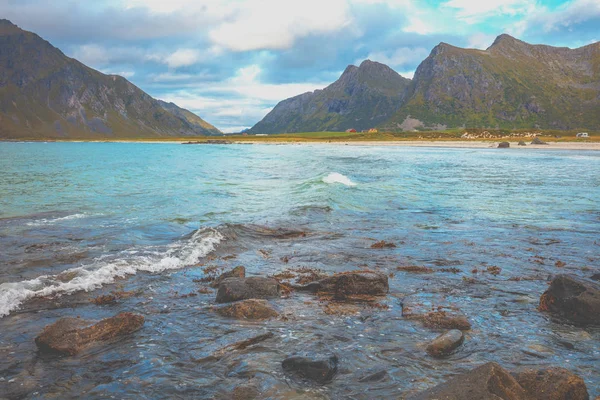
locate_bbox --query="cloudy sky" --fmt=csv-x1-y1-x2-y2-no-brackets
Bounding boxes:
2,0,599,132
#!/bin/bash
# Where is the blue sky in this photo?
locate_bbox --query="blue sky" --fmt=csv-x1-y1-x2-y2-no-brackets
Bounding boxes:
2,0,599,132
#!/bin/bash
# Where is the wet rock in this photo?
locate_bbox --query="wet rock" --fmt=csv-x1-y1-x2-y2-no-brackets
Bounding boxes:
531,137,548,145
513,368,589,400
203,332,275,362
35,312,144,355
231,384,260,400
396,266,434,273
358,369,388,382
408,362,528,400
402,295,472,330
214,299,278,320
312,271,389,299
590,273,600,281
426,329,464,357
498,141,510,148
518,141,527,146
210,266,246,288
282,354,338,384
216,277,280,303
371,240,396,249
539,274,600,325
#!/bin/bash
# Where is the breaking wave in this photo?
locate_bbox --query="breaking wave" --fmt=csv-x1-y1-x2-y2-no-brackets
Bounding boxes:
0,227,223,318
322,172,357,187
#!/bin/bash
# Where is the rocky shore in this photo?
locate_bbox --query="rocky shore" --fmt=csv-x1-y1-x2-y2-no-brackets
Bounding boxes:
32,261,600,399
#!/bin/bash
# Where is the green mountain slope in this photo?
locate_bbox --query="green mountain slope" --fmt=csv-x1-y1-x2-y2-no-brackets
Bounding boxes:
0,20,221,139
382,34,600,131
249,60,410,134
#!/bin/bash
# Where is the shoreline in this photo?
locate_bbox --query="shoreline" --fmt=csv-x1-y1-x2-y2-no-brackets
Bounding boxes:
2,139,599,150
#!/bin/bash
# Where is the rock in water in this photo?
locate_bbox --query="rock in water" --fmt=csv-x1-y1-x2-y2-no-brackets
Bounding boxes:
282,355,339,384
426,329,464,357
539,275,600,325
513,368,589,400
408,362,528,400
214,299,278,320
216,277,280,303
210,266,245,288
498,141,510,148
315,271,389,299
35,312,145,355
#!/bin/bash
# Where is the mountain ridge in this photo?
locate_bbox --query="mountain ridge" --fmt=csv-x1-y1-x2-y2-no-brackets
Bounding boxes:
0,19,221,139
251,33,600,133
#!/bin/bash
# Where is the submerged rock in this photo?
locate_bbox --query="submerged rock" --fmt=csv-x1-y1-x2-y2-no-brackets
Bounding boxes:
358,369,388,382
426,329,464,357
539,274,600,325
513,367,589,400
498,141,510,148
216,277,280,303
297,271,389,299
35,312,144,355
282,354,339,384
408,362,527,400
210,266,246,288
214,299,278,320
402,294,472,330
231,384,260,400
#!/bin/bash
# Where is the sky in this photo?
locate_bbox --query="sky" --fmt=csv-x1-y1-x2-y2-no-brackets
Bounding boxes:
2,0,599,132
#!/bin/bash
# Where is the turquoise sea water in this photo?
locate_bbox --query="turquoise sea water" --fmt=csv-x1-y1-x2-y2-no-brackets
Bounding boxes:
0,143,599,398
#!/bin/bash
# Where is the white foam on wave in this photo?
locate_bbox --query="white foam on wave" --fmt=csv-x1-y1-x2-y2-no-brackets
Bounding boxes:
26,213,89,227
322,172,357,187
0,228,223,318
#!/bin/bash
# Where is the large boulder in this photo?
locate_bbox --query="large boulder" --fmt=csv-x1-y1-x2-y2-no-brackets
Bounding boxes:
282,354,338,384
209,266,245,288
531,137,548,145
498,141,510,148
214,299,278,320
35,312,144,355
408,362,528,400
216,277,280,303
426,329,464,357
307,271,389,299
539,275,600,325
513,368,589,400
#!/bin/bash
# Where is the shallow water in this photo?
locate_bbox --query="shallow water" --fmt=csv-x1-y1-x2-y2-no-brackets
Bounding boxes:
0,143,599,399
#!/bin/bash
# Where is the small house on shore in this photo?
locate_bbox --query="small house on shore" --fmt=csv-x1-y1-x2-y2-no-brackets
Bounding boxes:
368,128,378,133
346,129,357,133
576,132,589,138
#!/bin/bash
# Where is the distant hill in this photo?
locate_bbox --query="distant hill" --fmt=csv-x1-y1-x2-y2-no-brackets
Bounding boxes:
250,35,600,133
248,60,410,133
383,34,600,131
0,20,221,139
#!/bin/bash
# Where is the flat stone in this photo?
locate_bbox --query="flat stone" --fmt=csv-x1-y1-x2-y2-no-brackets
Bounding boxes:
210,266,245,288
315,271,389,299
216,277,280,303
35,312,144,355
282,354,338,384
214,299,278,320
408,362,528,400
539,274,600,325
426,329,464,357
513,368,589,400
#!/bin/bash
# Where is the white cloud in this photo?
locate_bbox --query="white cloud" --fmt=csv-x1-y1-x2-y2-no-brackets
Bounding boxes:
467,33,497,49
164,49,201,68
518,0,600,33
101,70,136,79
364,47,430,68
209,0,351,51
443,0,537,24
403,16,436,35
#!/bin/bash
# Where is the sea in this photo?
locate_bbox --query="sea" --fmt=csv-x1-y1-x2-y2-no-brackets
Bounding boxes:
0,142,598,398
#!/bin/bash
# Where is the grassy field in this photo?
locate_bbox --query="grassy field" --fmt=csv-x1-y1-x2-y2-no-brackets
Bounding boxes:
4,129,600,143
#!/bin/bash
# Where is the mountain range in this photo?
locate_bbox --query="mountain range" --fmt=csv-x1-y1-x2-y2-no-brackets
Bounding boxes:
0,19,221,139
251,34,600,133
